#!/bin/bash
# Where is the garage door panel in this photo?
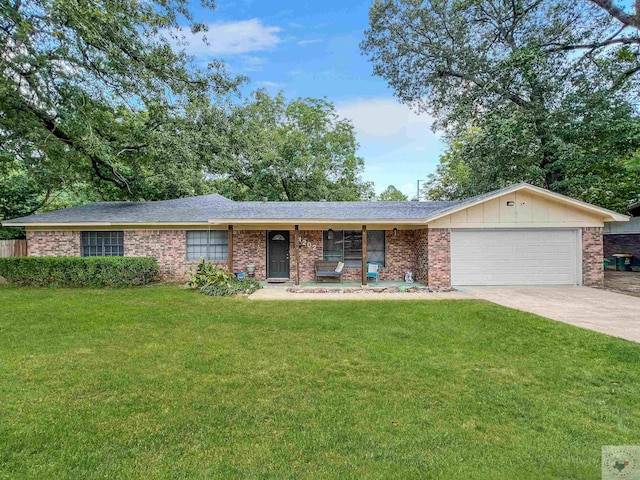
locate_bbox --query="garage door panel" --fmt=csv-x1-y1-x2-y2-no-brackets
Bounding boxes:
451,229,579,286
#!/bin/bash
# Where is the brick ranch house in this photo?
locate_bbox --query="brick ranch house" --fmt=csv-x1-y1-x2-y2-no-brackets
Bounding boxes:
2,183,629,289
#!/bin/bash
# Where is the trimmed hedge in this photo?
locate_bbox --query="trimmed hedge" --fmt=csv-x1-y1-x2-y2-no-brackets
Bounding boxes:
0,256,159,287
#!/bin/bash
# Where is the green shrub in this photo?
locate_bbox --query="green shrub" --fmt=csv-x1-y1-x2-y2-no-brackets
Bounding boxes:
188,259,261,296
200,278,261,297
188,259,233,289
0,256,159,287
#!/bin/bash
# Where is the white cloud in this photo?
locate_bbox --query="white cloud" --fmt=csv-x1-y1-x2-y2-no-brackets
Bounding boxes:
297,39,322,46
336,97,438,139
255,81,284,89
336,97,445,196
313,21,335,29
169,19,282,57
239,55,268,71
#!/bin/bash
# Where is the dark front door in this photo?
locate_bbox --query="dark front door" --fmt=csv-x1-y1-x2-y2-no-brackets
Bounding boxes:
267,231,290,279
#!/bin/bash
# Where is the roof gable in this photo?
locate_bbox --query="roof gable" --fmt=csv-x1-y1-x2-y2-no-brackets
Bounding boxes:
425,183,629,223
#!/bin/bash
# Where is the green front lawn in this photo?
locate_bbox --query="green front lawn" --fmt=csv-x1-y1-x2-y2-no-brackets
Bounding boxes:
1,287,639,479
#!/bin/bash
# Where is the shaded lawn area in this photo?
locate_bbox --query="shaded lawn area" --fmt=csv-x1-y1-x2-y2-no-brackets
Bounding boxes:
1,287,639,479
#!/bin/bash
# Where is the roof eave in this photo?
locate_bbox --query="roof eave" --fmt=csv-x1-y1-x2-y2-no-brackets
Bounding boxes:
1,221,212,227
208,218,430,224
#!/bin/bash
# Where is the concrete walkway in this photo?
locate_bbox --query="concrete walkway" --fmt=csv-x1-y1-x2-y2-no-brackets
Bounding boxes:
462,286,640,342
249,288,472,301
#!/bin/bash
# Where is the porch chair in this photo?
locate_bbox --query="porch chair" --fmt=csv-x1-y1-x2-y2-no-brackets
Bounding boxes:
366,262,380,284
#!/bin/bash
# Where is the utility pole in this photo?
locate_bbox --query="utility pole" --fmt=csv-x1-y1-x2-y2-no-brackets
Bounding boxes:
416,179,426,201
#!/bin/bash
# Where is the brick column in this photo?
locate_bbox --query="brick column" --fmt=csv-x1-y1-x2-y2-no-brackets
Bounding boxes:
414,229,428,284
582,227,604,287
233,230,267,281
380,229,416,281
292,230,323,283
427,228,451,290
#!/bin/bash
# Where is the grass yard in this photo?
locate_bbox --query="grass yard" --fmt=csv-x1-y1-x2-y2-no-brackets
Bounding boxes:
1,287,639,479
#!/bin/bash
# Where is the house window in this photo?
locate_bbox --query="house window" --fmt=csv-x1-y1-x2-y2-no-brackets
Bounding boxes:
322,230,385,268
322,230,344,263
81,231,124,257
367,230,385,267
343,230,363,268
186,230,228,261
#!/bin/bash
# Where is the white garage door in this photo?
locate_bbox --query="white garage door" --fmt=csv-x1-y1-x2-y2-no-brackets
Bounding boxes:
450,229,580,286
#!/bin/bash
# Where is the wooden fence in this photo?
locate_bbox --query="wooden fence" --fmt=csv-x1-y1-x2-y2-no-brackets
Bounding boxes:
0,240,27,258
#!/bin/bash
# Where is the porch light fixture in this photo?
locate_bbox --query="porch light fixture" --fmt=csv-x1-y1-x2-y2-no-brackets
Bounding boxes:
327,228,334,240
393,227,398,238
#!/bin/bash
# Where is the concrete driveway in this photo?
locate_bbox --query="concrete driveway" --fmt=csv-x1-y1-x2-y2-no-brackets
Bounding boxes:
461,286,640,342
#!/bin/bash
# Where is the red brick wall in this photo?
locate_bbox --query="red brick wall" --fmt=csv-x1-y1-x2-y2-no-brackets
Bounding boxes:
124,230,223,280
126,229,268,281
127,229,272,281
427,228,451,290
582,227,604,286
378,229,416,281
291,229,417,283
26,227,423,284
26,231,80,256
291,230,323,283
414,229,428,284
27,229,227,280
232,230,267,281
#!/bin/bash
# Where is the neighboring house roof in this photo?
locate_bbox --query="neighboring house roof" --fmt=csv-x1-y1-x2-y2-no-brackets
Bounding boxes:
1,183,629,226
605,216,640,234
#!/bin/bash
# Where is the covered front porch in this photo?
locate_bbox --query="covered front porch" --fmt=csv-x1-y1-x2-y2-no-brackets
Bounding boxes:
218,222,425,286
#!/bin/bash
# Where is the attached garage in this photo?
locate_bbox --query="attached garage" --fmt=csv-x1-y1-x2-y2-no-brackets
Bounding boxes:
426,183,630,288
450,229,580,286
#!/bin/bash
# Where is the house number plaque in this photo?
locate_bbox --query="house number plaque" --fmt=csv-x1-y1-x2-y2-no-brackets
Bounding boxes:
296,237,317,250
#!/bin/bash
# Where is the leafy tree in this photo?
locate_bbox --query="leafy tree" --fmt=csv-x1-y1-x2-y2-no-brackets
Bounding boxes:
0,163,43,238
423,94,640,211
378,185,408,201
211,90,374,201
583,1,640,79
0,0,240,203
582,0,640,173
362,0,640,210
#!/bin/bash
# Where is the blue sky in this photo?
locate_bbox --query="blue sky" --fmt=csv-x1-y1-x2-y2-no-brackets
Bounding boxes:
181,0,445,197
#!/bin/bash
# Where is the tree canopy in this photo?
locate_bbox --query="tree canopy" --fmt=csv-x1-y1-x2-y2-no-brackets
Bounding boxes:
210,90,374,201
0,2,378,239
378,185,408,201
0,0,240,203
362,0,640,211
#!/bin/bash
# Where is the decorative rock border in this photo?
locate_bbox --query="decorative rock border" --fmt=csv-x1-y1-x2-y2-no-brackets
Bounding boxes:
286,286,452,294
